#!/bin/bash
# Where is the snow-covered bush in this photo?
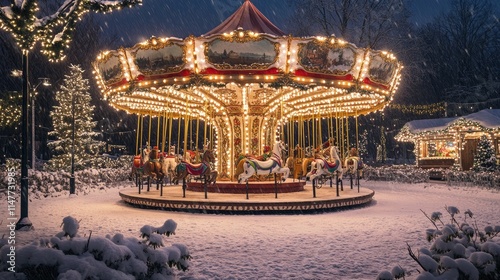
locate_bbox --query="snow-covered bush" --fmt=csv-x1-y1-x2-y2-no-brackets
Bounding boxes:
445,170,500,189
380,206,500,279
0,216,191,279
0,165,132,198
363,165,500,189
363,165,429,184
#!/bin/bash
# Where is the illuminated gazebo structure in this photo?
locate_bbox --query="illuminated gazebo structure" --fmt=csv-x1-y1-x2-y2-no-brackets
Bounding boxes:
93,0,402,182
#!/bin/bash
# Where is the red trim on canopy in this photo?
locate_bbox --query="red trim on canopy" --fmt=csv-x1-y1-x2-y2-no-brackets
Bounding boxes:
203,0,285,36
362,77,390,90
294,69,354,81
201,67,280,75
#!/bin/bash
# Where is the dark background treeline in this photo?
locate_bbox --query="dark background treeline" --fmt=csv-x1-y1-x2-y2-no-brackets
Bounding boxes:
1,0,499,163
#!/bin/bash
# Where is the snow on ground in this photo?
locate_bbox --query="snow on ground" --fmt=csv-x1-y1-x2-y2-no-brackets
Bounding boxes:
2,180,499,279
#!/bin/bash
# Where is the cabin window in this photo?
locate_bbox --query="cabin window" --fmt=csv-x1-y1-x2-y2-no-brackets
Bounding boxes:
426,140,455,158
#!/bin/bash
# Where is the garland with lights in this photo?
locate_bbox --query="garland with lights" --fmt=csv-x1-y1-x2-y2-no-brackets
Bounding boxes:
268,75,314,91
175,74,226,90
388,102,446,115
0,0,142,62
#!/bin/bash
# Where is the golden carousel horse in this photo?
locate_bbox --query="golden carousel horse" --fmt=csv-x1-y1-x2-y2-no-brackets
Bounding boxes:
143,147,164,181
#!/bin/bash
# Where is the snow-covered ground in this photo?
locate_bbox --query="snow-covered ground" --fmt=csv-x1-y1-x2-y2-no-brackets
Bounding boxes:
2,180,499,279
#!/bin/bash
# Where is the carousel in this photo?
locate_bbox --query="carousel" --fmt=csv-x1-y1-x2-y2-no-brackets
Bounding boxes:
93,0,402,213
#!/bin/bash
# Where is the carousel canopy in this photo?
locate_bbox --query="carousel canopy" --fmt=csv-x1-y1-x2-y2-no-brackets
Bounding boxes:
94,0,403,178
93,0,402,120
203,0,285,36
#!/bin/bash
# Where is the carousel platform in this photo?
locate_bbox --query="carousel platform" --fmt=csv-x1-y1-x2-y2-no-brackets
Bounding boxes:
186,179,306,193
119,179,375,214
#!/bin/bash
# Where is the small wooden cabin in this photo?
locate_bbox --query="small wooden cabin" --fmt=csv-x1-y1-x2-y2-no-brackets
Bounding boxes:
396,109,500,171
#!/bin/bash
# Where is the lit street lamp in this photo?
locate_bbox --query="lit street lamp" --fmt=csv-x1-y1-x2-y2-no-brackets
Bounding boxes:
11,72,50,169
31,78,51,169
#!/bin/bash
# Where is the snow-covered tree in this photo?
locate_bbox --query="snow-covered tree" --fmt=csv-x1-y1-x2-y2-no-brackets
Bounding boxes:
472,135,497,172
377,126,387,163
47,64,104,171
358,129,368,161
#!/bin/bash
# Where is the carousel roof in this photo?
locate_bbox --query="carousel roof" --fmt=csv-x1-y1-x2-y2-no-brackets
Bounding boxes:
93,1,402,120
203,0,285,36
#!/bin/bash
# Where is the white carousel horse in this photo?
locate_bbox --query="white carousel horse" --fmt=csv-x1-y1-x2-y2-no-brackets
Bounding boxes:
305,146,343,182
343,148,364,177
238,141,290,183
161,145,179,183
344,156,363,176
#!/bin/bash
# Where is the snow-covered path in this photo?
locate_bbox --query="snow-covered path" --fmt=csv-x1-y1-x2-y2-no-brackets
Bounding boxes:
3,181,499,279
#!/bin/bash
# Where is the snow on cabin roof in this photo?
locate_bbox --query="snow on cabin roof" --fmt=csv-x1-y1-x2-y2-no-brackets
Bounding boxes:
203,0,285,36
405,109,500,134
406,117,459,133
464,109,500,128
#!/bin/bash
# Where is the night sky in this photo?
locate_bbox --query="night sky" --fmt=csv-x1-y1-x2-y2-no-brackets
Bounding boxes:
93,0,458,48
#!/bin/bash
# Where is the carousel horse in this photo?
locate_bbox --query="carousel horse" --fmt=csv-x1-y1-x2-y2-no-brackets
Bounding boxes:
344,147,364,177
184,149,201,164
129,147,150,182
301,157,315,178
234,146,273,180
238,141,290,183
172,149,217,185
161,145,180,184
305,146,343,182
143,147,164,181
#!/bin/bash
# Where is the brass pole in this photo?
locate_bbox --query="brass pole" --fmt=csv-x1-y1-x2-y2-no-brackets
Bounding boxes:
196,118,200,150
148,114,152,147
135,114,140,155
156,115,160,148
177,118,181,154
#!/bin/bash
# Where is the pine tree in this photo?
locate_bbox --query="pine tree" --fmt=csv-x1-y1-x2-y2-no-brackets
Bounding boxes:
358,129,368,160
472,135,497,172
47,65,104,171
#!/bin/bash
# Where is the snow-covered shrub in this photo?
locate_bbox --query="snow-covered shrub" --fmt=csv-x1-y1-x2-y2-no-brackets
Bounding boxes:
362,165,500,189
363,165,429,183
0,164,132,199
380,206,500,279
0,216,191,279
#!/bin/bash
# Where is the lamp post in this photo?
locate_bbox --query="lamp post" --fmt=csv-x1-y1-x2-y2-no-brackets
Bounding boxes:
31,78,51,170
11,65,50,230
17,52,31,230
70,89,76,194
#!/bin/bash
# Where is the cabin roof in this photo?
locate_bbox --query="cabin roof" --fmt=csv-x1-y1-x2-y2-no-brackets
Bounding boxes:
403,109,500,134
